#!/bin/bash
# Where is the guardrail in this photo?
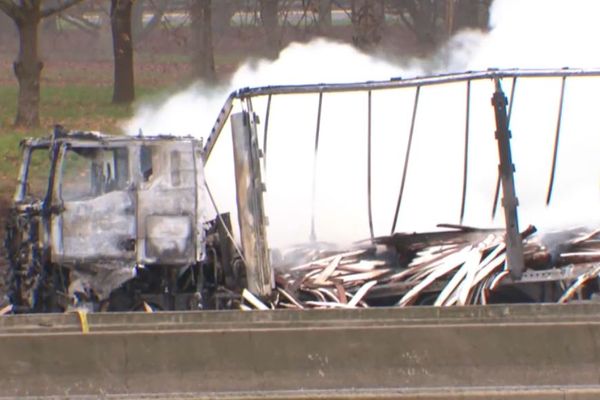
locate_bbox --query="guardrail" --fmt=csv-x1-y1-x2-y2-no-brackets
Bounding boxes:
2,303,600,398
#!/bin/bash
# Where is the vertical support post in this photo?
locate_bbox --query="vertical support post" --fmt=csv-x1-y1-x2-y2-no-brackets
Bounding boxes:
492,77,517,219
491,78,525,279
310,92,323,243
460,80,471,223
262,94,272,170
231,109,272,298
546,76,567,205
390,86,421,234
367,90,374,241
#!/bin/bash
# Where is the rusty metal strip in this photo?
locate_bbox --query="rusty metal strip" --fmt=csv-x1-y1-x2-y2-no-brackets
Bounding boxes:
390,86,421,234
460,80,471,223
206,69,600,164
262,94,272,170
367,90,374,241
310,92,324,242
232,68,600,98
202,93,235,162
546,76,567,205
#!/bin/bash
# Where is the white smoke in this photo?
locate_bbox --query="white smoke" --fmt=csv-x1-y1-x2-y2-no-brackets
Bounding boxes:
123,39,413,138
124,0,600,247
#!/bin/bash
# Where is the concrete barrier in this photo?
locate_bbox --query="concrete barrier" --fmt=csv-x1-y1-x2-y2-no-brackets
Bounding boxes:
1,303,600,398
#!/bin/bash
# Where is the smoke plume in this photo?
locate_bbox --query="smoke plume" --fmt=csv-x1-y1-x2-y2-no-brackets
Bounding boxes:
124,0,600,247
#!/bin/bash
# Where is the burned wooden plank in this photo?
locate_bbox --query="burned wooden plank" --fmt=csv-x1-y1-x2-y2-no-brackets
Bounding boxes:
558,265,600,303
347,281,378,307
272,225,600,310
242,289,269,310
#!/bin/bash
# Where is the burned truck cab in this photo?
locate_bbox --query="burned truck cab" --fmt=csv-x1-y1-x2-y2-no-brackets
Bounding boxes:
6,127,212,312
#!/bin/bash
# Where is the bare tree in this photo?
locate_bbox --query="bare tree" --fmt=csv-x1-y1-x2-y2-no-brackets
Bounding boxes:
0,0,85,127
352,0,384,49
388,0,443,46
190,0,216,82
259,0,280,58
111,0,135,104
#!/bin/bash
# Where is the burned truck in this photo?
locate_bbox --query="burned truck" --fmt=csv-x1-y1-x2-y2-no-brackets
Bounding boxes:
4,128,252,312
5,68,600,313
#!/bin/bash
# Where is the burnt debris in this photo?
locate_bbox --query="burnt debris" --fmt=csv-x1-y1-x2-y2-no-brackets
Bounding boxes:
238,225,600,310
4,68,600,314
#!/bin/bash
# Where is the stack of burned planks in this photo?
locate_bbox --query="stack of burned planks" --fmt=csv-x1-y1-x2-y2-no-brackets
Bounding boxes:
553,228,600,303
240,226,600,310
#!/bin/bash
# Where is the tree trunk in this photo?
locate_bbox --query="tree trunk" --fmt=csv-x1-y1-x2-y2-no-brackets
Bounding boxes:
393,0,439,47
14,13,43,127
190,0,216,82
259,0,280,59
111,0,135,104
351,0,384,50
318,0,332,32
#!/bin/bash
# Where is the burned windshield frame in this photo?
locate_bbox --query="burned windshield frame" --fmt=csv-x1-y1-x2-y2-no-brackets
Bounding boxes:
56,145,130,202
14,145,54,202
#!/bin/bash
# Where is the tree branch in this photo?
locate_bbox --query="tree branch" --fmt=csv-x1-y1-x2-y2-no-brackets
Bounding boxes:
23,1,35,11
0,0,19,20
41,0,85,18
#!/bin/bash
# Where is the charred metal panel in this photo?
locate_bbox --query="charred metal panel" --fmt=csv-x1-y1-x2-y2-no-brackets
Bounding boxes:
57,190,136,261
492,78,525,279
13,146,31,202
7,131,208,310
68,262,137,302
231,111,272,298
145,215,192,260
50,143,136,263
136,142,200,266
192,141,206,262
